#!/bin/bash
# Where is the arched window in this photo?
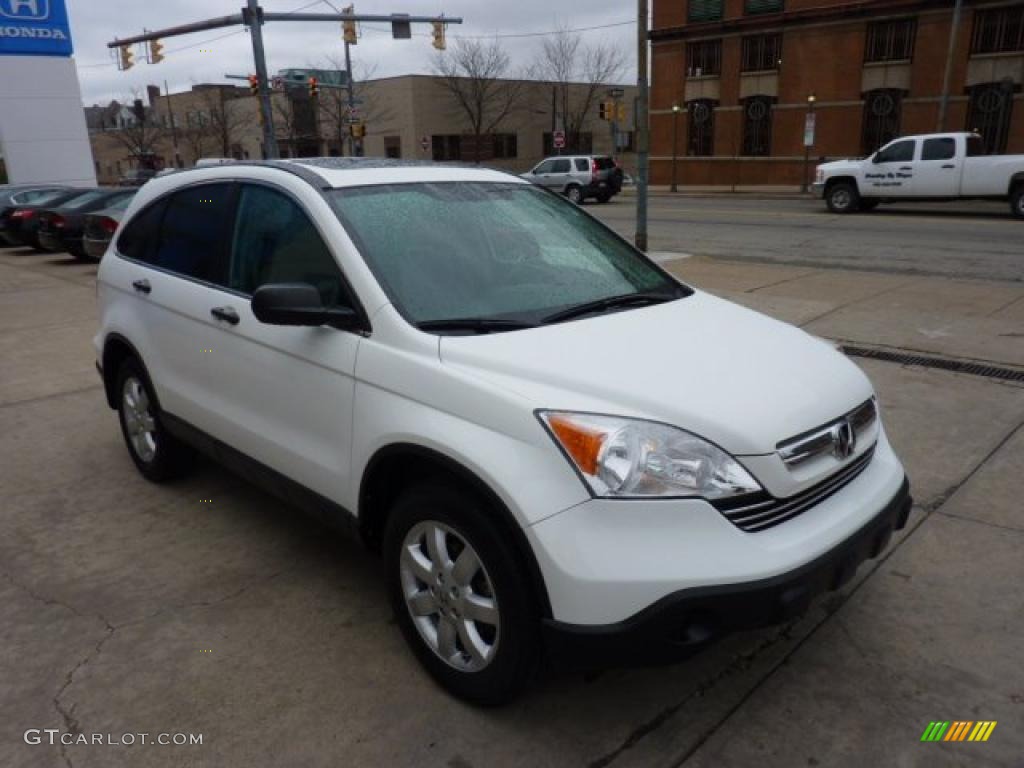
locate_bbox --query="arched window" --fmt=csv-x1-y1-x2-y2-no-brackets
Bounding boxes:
687,99,717,156
966,81,1016,154
742,96,774,156
861,89,904,154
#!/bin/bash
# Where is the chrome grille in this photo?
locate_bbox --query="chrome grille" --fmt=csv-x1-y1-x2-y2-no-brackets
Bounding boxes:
777,398,877,468
712,445,876,532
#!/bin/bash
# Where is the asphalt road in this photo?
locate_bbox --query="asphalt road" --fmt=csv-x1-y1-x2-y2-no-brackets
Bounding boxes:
590,195,1024,283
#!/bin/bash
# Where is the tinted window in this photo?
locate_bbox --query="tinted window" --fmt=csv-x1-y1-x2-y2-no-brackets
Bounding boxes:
594,157,616,170
966,135,985,157
117,199,167,262
875,140,915,163
60,190,112,211
551,159,571,173
229,185,347,307
534,160,554,174
574,158,589,171
13,188,63,204
150,183,233,282
921,138,955,161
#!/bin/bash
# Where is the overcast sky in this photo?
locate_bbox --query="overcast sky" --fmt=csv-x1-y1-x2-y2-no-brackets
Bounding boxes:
68,0,637,106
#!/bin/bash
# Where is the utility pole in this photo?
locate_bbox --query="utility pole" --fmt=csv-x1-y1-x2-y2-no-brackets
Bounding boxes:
163,80,181,168
243,0,278,158
344,40,360,156
937,0,963,132
635,0,649,252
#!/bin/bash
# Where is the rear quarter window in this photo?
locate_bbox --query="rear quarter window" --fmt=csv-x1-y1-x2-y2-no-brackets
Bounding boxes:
594,157,616,170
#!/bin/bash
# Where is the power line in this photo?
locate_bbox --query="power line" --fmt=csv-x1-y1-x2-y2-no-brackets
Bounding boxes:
359,18,634,40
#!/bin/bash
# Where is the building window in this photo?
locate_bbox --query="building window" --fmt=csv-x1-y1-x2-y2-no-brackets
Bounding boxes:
616,130,636,152
543,132,593,155
865,18,917,62
686,39,722,77
861,89,904,154
741,34,781,72
687,99,716,156
965,82,1016,154
970,6,1024,54
432,134,461,162
688,0,723,23
745,0,783,15
492,133,518,159
384,135,402,159
742,96,773,156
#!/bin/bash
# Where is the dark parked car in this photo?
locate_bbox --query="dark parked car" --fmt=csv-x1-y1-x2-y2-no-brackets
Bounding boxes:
81,195,134,261
37,188,136,258
0,188,96,250
0,185,68,222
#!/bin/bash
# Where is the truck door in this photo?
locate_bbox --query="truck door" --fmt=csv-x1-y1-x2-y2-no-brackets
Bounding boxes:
915,136,960,197
864,138,916,197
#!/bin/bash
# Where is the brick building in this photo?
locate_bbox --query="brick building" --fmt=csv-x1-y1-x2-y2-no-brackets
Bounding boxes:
650,0,1024,187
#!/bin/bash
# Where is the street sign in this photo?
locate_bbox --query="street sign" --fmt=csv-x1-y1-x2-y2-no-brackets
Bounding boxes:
553,130,566,150
803,113,816,147
420,135,429,152
609,88,625,99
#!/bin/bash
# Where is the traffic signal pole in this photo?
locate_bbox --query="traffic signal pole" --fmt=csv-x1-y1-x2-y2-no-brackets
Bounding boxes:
635,0,649,252
108,6,461,161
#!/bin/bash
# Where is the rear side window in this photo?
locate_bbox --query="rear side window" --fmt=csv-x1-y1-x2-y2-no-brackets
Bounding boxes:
116,199,167,262
551,159,571,173
594,157,616,170
228,184,349,307
921,138,955,161
966,135,985,157
574,158,589,171
150,183,234,283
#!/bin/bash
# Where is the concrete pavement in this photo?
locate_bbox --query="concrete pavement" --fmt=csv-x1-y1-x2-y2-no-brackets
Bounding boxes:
1,243,1022,767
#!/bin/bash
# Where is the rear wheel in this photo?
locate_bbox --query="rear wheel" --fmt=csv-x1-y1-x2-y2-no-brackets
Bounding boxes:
115,358,194,482
565,185,582,205
825,182,860,214
384,484,540,705
1011,186,1024,220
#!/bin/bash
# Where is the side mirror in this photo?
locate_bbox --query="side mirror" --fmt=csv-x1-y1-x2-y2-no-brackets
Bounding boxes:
251,283,359,329
872,153,883,164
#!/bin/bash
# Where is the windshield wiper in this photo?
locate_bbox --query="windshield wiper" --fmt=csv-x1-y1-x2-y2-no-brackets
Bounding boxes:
541,291,679,325
416,317,537,334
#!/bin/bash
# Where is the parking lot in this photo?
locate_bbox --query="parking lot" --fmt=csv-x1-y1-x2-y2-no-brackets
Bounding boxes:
2,209,1024,766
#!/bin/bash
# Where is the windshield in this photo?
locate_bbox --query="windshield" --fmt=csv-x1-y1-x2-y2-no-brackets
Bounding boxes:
328,182,685,327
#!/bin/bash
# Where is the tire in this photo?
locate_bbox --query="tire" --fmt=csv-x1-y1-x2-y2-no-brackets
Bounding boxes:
115,358,194,482
565,185,583,204
859,199,880,212
825,181,860,214
1011,186,1024,220
384,483,540,705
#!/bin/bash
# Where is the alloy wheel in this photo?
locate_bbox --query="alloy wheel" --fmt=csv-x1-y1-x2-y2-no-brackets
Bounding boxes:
399,520,500,672
122,376,157,463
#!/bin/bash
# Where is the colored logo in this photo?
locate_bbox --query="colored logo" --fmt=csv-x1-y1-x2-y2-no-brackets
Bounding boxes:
921,721,997,742
0,0,49,21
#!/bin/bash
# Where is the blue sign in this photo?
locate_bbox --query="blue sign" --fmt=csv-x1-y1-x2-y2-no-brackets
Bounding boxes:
0,0,73,57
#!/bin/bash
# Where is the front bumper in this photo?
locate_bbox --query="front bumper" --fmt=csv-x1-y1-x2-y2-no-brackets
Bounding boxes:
542,476,911,666
811,182,825,196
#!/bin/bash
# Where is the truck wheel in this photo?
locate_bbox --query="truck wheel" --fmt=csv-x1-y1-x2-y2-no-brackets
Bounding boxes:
1011,186,1024,220
826,182,859,213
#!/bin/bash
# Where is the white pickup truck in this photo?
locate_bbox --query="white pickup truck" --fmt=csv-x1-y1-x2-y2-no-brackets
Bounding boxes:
813,132,1024,218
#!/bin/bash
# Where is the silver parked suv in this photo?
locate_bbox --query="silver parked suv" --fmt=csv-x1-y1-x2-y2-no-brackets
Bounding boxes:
521,155,623,204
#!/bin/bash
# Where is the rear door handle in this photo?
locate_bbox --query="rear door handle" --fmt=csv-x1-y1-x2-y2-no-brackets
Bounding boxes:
210,306,240,325
132,279,151,294
942,164,956,169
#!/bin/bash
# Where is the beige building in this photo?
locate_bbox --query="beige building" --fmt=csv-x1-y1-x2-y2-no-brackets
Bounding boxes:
88,74,637,184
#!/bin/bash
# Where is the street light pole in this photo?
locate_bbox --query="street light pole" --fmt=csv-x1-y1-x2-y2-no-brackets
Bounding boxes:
937,0,964,132
801,93,816,193
670,104,681,193
244,0,279,159
635,0,649,252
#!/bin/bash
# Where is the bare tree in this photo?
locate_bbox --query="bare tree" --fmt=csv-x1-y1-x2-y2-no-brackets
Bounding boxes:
433,39,522,163
194,86,251,157
534,27,625,150
313,58,392,156
179,123,208,164
107,95,167,168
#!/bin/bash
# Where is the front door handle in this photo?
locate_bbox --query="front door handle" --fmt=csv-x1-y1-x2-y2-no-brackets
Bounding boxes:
942,164,956,169
899,166,913,171
132,279,151,294
210,306,240,325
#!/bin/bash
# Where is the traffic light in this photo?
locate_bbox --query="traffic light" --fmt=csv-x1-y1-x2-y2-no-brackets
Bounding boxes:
118,44,134,71
432,21,446,50
248,74,259,96
308,77,319,97
342,5,357,45
148,39,164,64
599,101,611,120
617,103,626,122
350,122,365,139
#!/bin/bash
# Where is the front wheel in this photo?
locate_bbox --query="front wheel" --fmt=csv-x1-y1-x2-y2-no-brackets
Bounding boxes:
1011,186,1024,220
825,182,860,214
384,484,540,705
565,185,582,204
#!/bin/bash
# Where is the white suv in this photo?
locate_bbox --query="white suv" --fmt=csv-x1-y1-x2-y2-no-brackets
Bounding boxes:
94,159,911,704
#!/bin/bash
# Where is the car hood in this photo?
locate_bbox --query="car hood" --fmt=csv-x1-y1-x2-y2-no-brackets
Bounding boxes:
439,291,873,456
819,159,863,173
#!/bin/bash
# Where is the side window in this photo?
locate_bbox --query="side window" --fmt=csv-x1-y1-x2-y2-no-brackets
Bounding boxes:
921,138,955,161
574,158,589,171
228,185,348,308
966,135,985,157
116,199,167,262
875,140,915,163
534,160,554,174
552,159,571,173
151,183,233,283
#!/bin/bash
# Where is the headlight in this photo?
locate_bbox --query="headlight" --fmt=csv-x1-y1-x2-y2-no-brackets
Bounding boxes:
538,411,762,499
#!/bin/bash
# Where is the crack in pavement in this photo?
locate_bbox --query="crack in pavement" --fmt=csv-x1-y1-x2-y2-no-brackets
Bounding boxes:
593,415,1024,768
